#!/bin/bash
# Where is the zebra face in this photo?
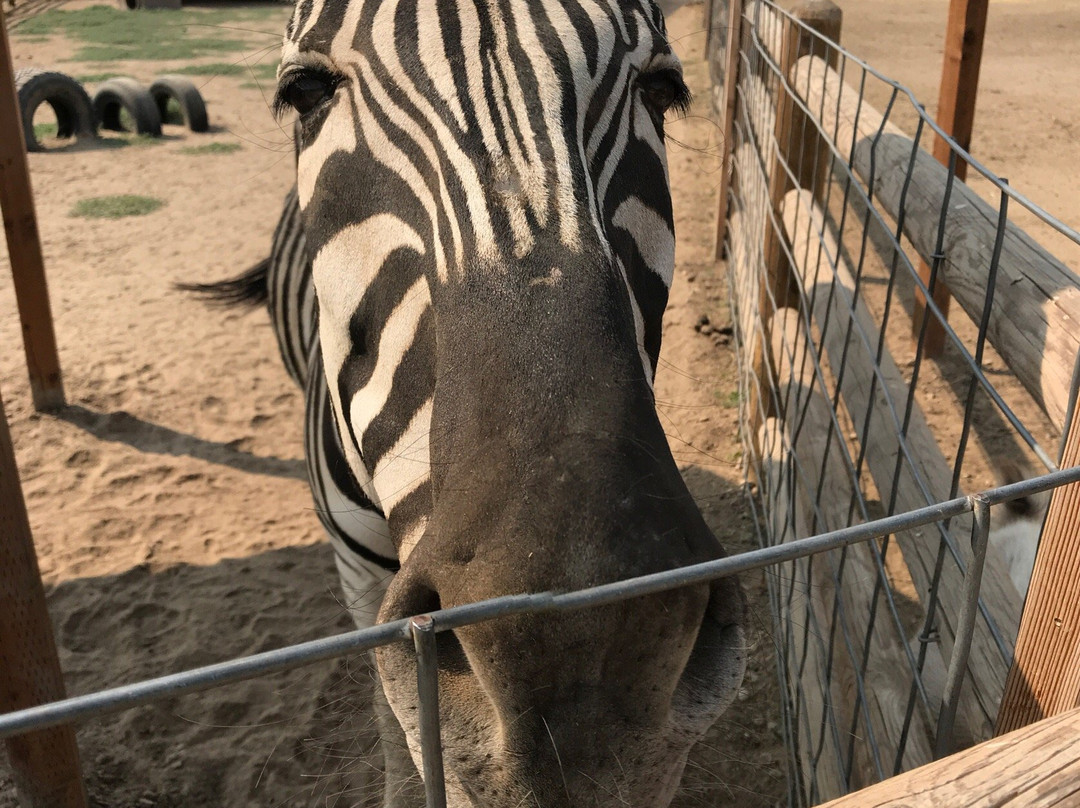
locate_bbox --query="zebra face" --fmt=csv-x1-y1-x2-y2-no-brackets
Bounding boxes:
277,0,746,804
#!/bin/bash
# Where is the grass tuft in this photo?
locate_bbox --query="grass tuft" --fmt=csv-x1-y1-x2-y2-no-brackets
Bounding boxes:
180,142,243,155
76,72,122,84
34,122,58,139
169,62,243,76
71,194,165,219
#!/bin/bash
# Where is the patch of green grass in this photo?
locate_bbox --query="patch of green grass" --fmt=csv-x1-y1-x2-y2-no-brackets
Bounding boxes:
717,389,740,409
74,38,246,62
129,134,165,147
71,194,165,219
159,97,184,125
76,72,122,84
19,6,246,61
14,36,50,43
169,62,244,76
248,62,279,79
34,122,58,139
180,142,242,155
168,60,278,80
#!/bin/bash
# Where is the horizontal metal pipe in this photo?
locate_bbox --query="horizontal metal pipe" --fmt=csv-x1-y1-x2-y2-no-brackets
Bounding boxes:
0,620,409,740
2,466,1078,742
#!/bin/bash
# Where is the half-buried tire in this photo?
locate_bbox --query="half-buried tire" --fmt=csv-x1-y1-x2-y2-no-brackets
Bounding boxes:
149,75,209,133
93,77,163,137
15,68,97,152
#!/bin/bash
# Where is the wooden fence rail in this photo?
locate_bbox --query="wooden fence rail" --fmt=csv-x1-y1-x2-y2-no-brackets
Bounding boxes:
817,706,1080,807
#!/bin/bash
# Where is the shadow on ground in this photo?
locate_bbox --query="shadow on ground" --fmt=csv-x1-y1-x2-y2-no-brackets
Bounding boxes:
57,404,306,480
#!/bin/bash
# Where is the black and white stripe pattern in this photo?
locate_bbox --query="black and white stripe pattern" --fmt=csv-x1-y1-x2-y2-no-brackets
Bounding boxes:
256,189,398,624
271,0,692,602
245,4,754,804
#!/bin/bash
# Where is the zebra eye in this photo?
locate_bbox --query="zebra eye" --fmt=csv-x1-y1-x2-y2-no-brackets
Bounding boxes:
275,70,340,117
638,70,692,116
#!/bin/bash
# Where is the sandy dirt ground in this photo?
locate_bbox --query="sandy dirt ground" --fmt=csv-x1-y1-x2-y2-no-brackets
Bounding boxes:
840,0,1080,272
1,3,785,806
3,0,1078,804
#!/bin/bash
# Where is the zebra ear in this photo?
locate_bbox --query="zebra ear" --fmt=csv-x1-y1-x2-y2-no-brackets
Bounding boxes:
996,459,1050,521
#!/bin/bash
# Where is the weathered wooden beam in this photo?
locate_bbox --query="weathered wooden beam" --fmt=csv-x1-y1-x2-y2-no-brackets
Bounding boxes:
714,0,744,259
761,0,842,300
996,394,1080,733
0,386,87,807
782,188,1021,746
0,11,65,411
762,309,850,801
912,0,990,358
792,54,1080,431
816,706,1080,807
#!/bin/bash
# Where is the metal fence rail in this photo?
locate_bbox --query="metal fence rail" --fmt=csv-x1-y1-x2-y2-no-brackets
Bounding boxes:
3,469,1079,808
707,0,1080,803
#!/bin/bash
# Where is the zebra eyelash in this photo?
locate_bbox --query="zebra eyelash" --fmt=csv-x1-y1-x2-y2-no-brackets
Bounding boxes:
272,68,342,120
637,68,693,117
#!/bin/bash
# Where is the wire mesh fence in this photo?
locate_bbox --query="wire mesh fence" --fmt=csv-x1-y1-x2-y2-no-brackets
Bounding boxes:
707,0,1080,803
7,469,1080,807
6,2,1080,806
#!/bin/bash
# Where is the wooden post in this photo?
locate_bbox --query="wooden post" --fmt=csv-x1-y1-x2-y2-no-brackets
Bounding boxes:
747,1,841,479
713,0,743,260
0,386,87,807
912,0,989,358
760,0,842,302
0,11,65,411
996,395,1080,735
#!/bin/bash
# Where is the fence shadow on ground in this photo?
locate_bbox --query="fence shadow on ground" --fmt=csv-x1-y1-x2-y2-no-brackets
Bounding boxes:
55,403,306,480
0,542,383,808
0,460,782,808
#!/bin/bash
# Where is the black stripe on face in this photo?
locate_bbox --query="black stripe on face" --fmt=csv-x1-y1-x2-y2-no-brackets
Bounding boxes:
332,243,427,462
386,477,432,549
297,0,349,51
336,245,425,391
360,307,434,471
560,0,601,77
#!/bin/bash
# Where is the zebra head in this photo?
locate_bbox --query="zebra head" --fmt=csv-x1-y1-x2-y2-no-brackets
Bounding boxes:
277,0,746,804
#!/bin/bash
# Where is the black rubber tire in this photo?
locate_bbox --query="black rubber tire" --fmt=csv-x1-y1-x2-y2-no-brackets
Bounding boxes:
15,68,97,152
149,75,209,133
92,77,163,137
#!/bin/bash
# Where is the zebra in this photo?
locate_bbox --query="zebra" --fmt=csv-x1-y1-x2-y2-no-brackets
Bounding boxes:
190,0,748,804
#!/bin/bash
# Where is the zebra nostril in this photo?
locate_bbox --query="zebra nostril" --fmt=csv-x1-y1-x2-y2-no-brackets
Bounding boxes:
381,576,473,676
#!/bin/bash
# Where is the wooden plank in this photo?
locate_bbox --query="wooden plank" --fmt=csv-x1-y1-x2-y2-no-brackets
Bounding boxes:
0,386,87,807
793,54,1080,431
714,0,743,259
763,310,850,801
782,188,1021,747
996,397,1080,733
912,0,990,358
816,706,1080,807
0,11,65,411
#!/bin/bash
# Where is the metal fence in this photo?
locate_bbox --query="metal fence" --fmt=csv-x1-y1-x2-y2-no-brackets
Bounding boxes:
5,470,1080,807
707,0,1080,803
5,3,1080,807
